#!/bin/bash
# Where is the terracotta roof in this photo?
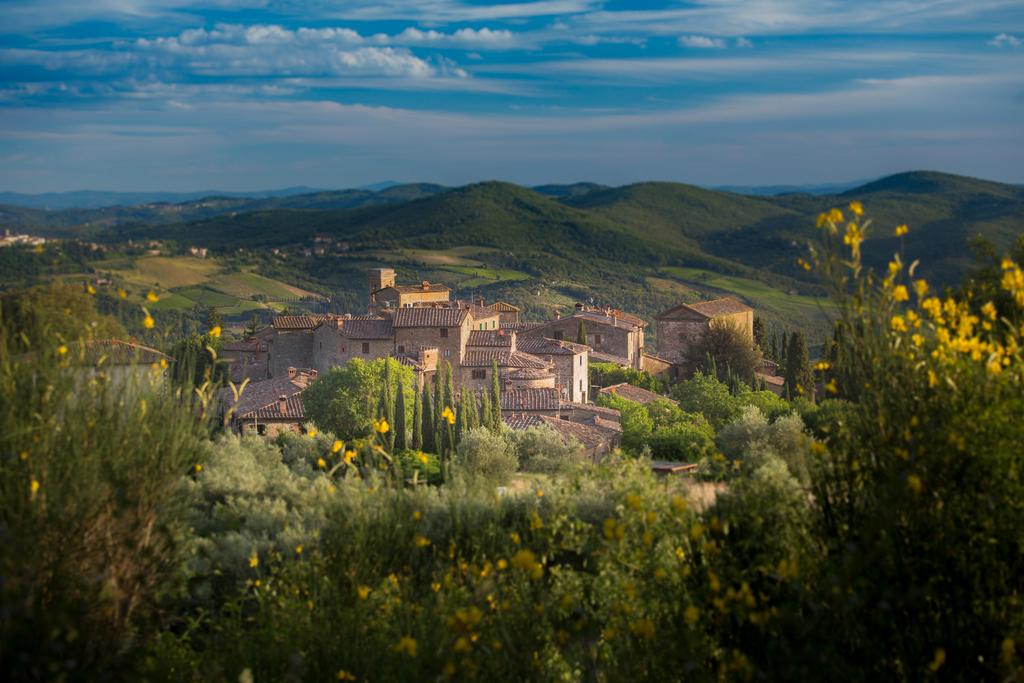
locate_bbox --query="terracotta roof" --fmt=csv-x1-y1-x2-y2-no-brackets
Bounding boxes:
503,414,619,452
599,382,676,406
467,330,514,347
393,307,468,328
506,367,555,380
756,372,785,387
655,297,752,321
500,387,560,412
489,301,521,313
561,402,622,419
463,349,550,369
221,370,315,419
273,315,329,330
241,393,306,421
502,321,543,332
650,461,698,475
75,339,173,366
517,336,589,356
340,317,394,339
468,304,500,321
396,355,424,370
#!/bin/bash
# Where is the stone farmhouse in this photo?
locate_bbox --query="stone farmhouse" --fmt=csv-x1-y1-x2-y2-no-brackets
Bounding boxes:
653,297,754,379
220,367,317,437
522,303,647,370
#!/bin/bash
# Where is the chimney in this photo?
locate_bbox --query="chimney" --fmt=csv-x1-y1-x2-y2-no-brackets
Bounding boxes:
309,369,318,380
278,395,287,413
422,280,430,291
477,296,485,307
575,302,584,311
287,366,296,379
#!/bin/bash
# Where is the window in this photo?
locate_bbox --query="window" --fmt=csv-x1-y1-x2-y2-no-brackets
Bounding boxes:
579,355,583,366
579,379,584,393
257,424,266,436
471,369,486,380
444,349,451,358
492,321,496,329
397,345,405,353
362,342,370,354
319,342,322,351
595,334,603,344
440,328,449,338
553,331,563,340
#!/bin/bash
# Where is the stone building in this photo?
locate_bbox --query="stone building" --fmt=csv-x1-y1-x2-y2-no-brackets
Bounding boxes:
500,387,561,418
487,301,521,324
221,337,270,382
523,303,646,370
503,414,621,461
368,267,452,311
266,315,327,377
221,367,316,437
653,297,754,379
313,315,395,373
517,335,590,404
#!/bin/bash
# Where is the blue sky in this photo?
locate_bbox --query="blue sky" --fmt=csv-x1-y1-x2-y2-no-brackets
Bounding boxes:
1,1,1022,192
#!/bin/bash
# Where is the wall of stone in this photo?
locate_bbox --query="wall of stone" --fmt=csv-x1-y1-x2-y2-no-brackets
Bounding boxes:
655,319,708,364
268,330,315,377
528,318,641,367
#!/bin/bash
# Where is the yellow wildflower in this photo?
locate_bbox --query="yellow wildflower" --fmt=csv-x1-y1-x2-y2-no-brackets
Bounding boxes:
848,200,863,216
828,208,844,223
928,648,946,672
57,345,68,356
317,457,327,469
625,492,642,510
511,549,538,571
373,418,389,434
86,283,96,295
249,552,259,568
453,636,472,653
295,545,303,555
160,358,168,369
630,619,656,640
684,605,700,625
497,559,508,570
441,406,456,425
117,288,127,300
344,449,356,464
142,311,155,330
30,478,41,500
357,585,371,600
814,360,830,371
981,301,998,321
894,224,909,237
393,636,418,657
209,325,221,338
797,257,811,271
914,279,929,298
414,535,431,548
892,285,909,302
194,463,203,473
671,494,688,513
825,378,838,394
417,451,429,465
928,369,938,388
907,474,923,495
33,244,44,254
336,670,357,681
412,510,421,521
332,440,343,453
146,290,159,303
890,315,907,333
308,428,318,438
986,356,1003,375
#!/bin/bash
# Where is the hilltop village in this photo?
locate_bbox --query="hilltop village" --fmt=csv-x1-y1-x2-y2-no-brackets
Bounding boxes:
220,267,759,455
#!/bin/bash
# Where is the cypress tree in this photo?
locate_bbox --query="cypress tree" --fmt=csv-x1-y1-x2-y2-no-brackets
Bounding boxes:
394,377,408,451
480,389,492,435
753,315,766,350
442,363,456,454
467,389,479,430
412,380,423,451
489,358,502,432
784,331,813,400
769,331,779,362
382,361,396,451
576,320,587,345
421,383,436,453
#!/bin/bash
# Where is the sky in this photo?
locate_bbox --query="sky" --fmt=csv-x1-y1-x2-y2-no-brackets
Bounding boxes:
0,0,1022,193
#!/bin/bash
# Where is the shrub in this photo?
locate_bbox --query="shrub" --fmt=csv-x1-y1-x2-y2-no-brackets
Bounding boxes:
508,424,585,474
452,427,517,487
303,358,415,440
672,371,740,429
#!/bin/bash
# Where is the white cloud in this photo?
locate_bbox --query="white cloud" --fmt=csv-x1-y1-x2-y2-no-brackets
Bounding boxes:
735,37,753,48
678,35,726,49
988,33,1021,48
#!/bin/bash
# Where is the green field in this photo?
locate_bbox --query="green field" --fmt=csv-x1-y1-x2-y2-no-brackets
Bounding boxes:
392,246,498,267
93,255,322,316
442,265,532,288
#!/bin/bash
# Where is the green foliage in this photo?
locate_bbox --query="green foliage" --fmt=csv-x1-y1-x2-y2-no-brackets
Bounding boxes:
303,358,414,441
783,331,813,399
672,371,739,429
508,424,586,474
452,427,517,487
715,406,813,485
690,320,763,384
394,378,408,451
0,281,126,351
598,393,715,461
0,341,208,679
589,362,665,393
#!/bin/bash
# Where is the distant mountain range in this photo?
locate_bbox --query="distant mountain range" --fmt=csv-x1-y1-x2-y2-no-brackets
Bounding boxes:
0,177,887,211
3,170,1022,293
